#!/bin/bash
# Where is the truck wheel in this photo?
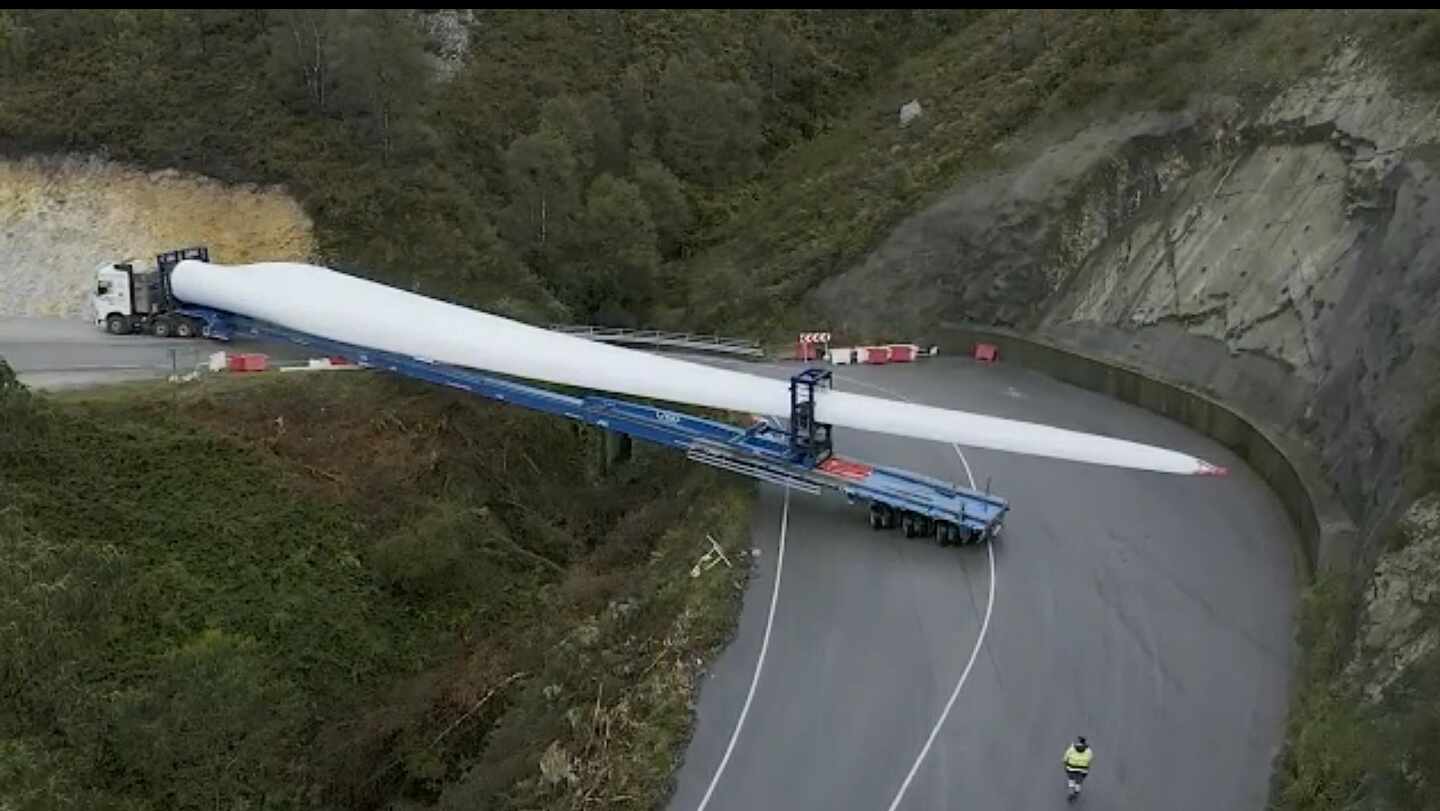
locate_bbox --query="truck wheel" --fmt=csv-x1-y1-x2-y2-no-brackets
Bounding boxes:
105,314,129,335
174,319,196,338
151,319,172,338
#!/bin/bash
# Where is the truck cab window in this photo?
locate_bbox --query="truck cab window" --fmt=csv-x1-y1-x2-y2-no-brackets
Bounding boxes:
97,281,112,295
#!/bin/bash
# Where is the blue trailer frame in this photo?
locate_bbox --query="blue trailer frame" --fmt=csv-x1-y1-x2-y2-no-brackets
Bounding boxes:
174,305,1009,545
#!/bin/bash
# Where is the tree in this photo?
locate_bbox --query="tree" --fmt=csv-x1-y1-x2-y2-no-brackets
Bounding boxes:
753,18,799,102
569,175,659,324
615,64,650,156
500,128,581,259
539,95,595,178
0,11,30,73
632,158,692,258
583,92,627,178
335,10,433,161
266,9,345,113
654,54,763,187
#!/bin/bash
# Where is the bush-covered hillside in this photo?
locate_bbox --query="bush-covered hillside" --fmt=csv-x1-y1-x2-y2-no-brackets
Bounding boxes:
0,9,969,325
0,361,753,810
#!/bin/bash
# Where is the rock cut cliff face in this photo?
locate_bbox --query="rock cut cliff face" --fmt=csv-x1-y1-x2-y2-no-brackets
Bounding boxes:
0,155,315,319
814,45,1440,536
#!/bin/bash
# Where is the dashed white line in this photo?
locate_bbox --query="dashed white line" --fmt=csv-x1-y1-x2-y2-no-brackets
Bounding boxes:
695,487,791,811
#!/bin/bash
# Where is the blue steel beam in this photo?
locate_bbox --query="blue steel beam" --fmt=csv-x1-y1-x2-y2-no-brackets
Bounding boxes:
185,306,1009,539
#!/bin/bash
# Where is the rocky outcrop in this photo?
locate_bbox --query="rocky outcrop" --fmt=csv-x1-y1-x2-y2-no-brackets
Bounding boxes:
0,155,315,319
1349,493,1440,703
813,45,1440,541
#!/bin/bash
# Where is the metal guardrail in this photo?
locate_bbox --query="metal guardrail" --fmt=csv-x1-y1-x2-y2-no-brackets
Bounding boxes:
548,325,766,358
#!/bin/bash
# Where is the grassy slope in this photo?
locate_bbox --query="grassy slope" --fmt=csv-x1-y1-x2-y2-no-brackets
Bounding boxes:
1272,393,1440,811
0,363,753,811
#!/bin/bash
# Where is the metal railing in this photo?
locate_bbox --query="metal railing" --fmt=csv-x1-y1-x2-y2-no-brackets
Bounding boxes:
548,325,766,358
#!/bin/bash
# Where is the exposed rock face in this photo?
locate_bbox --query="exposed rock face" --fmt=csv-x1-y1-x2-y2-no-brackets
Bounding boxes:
813,45,1440,538
1349,493,1440,702
0,155,315,319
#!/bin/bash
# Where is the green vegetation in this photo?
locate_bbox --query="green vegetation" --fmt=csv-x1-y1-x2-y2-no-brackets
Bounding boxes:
10,9,1429,338
1271,541,1440,811
0,9,968,326
0,359,755,810
1269,573,1369,810
1272,368,1440,810
679,9,1356,337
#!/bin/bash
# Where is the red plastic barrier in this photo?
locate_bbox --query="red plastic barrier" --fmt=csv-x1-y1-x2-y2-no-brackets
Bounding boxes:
862,346,891,364
227,353,269,372
887,344,917,363
973,343,999,364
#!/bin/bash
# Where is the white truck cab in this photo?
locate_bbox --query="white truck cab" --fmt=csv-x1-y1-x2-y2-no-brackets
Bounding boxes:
91,246,210,338
93,260,144,334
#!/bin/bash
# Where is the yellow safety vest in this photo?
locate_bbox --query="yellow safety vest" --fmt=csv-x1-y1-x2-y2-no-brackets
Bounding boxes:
1064,746,1093,772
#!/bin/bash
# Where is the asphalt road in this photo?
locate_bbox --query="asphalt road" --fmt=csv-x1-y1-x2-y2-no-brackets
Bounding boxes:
667,356,1298,811
0,316,308,389
1,318,1299,809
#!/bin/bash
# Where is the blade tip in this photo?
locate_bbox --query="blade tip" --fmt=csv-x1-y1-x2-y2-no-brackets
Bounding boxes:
1195,462,1230,477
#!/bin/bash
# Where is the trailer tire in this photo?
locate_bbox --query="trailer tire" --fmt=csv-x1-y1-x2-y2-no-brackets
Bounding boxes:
151,319,172,338
174,319,196,339
936,522,954,546
105,314,129,335
902,514,915,538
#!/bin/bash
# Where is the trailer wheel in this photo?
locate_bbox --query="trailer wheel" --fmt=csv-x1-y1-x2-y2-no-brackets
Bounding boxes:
174,319,196,338
869,506,884,531
901,514,915,538
105,314,129,335
151,319,172,338
936,522,955,547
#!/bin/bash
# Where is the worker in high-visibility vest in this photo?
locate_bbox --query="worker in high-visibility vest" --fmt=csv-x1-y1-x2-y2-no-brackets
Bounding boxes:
1063,736,1093,796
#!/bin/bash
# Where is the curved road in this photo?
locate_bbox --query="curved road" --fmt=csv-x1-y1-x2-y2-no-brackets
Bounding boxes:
2,318,1300,808
668,356,1297,810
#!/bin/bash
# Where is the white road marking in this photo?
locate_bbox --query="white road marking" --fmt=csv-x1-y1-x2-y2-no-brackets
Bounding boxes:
833,373,998,811
695,487,791,811
886,462,995,811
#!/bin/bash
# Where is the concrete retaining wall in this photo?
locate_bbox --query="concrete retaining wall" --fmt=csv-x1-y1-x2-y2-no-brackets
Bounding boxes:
938,324,1358,576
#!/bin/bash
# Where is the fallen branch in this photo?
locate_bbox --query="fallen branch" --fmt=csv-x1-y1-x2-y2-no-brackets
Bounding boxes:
301,463,343,484
707,534,732,568
429,670,527,751
469,508,565,574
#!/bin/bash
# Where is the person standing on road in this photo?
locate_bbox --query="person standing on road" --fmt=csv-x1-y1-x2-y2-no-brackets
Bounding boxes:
1063,736,1093,794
